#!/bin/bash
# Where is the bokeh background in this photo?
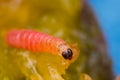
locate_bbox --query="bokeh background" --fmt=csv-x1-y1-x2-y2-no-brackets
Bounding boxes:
0,0,118,79
88,0,120,76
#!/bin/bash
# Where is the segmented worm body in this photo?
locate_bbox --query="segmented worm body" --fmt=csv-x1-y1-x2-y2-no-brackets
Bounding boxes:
6,30,73,60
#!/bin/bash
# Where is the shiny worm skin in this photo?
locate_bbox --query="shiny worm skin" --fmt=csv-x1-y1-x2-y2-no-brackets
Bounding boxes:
5,30,73,60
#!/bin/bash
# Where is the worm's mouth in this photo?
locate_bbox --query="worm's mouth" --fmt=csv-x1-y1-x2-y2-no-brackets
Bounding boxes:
62,48,73,60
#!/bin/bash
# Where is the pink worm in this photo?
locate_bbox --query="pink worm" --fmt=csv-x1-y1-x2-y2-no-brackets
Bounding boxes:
5,30,73,60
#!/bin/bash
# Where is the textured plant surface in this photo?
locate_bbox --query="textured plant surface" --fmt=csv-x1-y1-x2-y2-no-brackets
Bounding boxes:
0,0,114,80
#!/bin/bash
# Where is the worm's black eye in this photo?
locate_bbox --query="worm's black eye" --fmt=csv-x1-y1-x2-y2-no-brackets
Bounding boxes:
62,52,68,59
62,48,73,60
67,48,73,57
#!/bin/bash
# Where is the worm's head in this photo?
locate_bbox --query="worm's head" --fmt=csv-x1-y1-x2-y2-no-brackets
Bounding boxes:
62,48,73,60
